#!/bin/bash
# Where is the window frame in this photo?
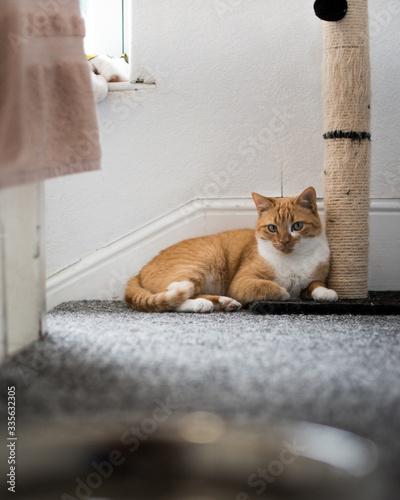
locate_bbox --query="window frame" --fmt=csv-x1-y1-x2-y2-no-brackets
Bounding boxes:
81,0,156,91
80,0,128,58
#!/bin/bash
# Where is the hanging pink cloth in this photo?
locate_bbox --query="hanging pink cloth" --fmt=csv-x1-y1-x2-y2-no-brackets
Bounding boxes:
0,0,101,188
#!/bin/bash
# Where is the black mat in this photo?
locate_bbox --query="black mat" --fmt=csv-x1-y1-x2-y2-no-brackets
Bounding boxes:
249,291,400,315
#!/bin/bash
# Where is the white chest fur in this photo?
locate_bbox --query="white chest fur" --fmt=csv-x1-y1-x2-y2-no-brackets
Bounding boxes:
257,234,330,298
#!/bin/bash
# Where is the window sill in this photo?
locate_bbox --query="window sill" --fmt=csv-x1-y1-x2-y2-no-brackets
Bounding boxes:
107,82,156,92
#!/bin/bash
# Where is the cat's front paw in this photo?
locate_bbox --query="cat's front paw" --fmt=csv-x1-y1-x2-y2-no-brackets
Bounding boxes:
269,285,290,301
218,296,242,311
280,288,291,301
311,287,338,302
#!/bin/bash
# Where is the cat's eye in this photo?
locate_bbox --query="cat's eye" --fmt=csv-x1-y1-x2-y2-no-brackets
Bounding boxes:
292,222,304,231
268,225,278,233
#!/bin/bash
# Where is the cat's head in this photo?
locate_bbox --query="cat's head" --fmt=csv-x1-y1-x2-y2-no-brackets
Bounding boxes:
252,187,322,254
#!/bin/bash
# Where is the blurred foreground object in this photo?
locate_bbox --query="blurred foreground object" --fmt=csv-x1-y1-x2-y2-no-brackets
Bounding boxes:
0,414,384,499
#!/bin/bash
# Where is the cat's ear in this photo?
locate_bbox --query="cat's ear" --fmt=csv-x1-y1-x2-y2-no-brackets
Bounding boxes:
297,187,317,212
252,193,274,216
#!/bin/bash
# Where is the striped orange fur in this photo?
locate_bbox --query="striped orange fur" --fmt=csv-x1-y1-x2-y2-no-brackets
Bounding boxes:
125,187,338,312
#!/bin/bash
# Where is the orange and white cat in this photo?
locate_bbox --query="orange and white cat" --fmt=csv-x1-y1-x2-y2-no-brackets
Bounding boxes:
125,187,338,312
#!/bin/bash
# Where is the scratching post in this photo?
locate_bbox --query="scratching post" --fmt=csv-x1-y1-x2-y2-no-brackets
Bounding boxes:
320,0,371,298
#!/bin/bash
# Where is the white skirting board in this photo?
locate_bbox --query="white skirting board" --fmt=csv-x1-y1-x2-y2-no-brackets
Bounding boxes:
46,199,400,310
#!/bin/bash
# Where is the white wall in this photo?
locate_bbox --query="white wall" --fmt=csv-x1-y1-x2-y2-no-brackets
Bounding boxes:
45,0,400,303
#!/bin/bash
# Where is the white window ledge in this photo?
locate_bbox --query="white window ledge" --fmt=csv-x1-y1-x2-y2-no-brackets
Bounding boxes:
108,82,156,92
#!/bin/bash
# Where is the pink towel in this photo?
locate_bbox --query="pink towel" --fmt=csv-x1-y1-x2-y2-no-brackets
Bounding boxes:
0,0,101,188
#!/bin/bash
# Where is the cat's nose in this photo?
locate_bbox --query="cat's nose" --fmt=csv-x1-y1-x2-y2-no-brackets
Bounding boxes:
279,235,290,245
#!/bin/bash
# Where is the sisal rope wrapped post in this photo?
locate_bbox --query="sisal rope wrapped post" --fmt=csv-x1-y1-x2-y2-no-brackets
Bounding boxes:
321,0,371,298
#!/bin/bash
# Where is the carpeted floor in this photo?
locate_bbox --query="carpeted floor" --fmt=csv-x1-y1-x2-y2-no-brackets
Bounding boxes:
1,300,400,497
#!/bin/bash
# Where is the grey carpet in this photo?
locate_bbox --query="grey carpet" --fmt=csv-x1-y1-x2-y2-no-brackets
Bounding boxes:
1,300,400,496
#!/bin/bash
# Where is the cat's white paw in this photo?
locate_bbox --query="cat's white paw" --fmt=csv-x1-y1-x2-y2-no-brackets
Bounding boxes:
218,296,242,312
176,298,214,313
311,287,338,302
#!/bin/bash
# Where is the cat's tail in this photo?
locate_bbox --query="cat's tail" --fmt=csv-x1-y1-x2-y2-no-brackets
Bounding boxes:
125,276,194,312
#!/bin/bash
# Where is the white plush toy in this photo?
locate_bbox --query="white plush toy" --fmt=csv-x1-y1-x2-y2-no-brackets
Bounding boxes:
88,55,130,103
